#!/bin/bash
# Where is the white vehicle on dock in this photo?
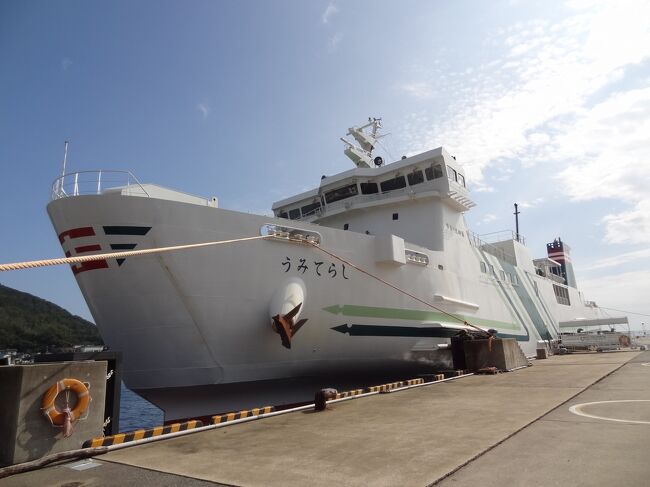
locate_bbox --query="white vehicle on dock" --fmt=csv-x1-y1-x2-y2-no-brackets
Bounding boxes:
559,331,629,352
46,119,625,420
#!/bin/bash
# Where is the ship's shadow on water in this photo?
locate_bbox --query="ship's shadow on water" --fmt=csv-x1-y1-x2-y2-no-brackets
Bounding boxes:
119,382,163,432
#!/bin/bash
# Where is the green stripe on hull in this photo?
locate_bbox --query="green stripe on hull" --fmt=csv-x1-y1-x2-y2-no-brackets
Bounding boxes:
323,304,521,331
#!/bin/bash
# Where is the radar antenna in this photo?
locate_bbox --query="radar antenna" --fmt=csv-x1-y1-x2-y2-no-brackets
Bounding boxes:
340,117,385,168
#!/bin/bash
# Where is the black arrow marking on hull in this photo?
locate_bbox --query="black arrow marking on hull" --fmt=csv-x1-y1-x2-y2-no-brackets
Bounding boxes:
331,323,528,341
331,324,462,338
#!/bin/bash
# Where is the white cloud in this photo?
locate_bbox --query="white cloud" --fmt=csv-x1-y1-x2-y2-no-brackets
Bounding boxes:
579,269,650,325
527,132,550,145
399,2,650,175
197,103,209,119
400,82,435,99
471,182,495,193
602,200,650,245
518,197,545,209
396,1,650,244
585,247,650,270
556,87,650,243
328,32,342,52
322,2,339,24
478,213,498,225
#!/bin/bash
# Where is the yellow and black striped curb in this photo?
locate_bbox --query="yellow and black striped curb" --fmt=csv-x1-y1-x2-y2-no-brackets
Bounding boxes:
211,406,274,424
334,389,364,399
334,377,428,396
354,375,447,396
371,378,426,392
83,419,203,448
367,381,407,393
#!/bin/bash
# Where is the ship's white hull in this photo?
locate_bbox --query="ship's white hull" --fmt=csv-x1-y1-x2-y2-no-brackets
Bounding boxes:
47,191,608,419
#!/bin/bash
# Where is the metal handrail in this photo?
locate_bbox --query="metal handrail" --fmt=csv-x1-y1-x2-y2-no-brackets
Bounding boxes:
51,170,150,200
467,229,517,266
479,230,526,246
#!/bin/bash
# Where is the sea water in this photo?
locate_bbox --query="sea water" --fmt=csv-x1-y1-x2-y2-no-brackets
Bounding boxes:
119,382,163,432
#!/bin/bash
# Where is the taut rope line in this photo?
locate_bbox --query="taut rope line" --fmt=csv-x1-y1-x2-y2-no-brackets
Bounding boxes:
308,242,488,336
0,233,485,335
0,235,270,272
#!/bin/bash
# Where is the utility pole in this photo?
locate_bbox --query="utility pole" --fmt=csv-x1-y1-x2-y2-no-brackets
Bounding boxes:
514,203,520,242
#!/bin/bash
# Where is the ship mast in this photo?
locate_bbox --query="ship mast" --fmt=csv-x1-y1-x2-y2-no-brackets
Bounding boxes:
341,117,384,168
514,203,520,242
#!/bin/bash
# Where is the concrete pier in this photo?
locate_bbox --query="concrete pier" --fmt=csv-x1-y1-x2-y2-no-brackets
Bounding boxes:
3,349,649,487
0,361,107,467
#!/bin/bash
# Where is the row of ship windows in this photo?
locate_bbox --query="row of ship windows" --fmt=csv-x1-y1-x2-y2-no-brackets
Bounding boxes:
480,261,519,285
278,163,465,220
553,283,571,306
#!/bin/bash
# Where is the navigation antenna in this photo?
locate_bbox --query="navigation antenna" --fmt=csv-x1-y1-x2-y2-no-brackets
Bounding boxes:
341,117,386,168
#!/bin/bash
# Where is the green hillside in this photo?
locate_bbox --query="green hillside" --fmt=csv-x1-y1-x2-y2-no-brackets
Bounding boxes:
0,283,103,353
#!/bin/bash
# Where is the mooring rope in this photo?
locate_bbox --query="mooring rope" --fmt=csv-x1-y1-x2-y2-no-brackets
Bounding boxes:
307,242,488,335
0,232,485,335
0,235,270,272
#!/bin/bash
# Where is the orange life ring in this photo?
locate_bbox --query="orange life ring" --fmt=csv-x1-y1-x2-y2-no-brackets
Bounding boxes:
41,378,91,425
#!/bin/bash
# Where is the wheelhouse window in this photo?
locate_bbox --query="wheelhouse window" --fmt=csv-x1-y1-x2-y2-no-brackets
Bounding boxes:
380,175,406,192
300,201,321,217
480,261,487,273
407,170,424,186
458,173,465,187
425,164,443,180
360,182,379,194
278,211,288,219
288,208,300,220
447,165,458,182
325,183,358,204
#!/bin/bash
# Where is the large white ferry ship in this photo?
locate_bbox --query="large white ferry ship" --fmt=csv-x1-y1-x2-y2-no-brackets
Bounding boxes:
47,119,622,420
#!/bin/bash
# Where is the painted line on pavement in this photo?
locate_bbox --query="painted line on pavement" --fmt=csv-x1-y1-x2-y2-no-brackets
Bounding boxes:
569,400,650,425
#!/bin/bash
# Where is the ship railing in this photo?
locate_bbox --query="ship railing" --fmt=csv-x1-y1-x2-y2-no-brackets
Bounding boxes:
479,230,526,246
301,207,322,218
538,269,566,283
467,230,517,266
51,170,150,200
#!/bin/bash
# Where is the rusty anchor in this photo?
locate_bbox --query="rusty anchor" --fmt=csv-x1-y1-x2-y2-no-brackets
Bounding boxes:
271,302,308,349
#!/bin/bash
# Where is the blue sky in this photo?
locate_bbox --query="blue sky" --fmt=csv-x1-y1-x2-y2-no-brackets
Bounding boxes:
1,0,649,332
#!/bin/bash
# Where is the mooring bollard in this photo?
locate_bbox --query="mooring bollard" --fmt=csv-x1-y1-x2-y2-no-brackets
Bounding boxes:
314,388,338,411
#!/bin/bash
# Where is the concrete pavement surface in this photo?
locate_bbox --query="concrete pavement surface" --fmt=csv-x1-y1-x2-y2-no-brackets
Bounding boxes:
2,350,645,487
0,458,226,487
435,350,650,487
